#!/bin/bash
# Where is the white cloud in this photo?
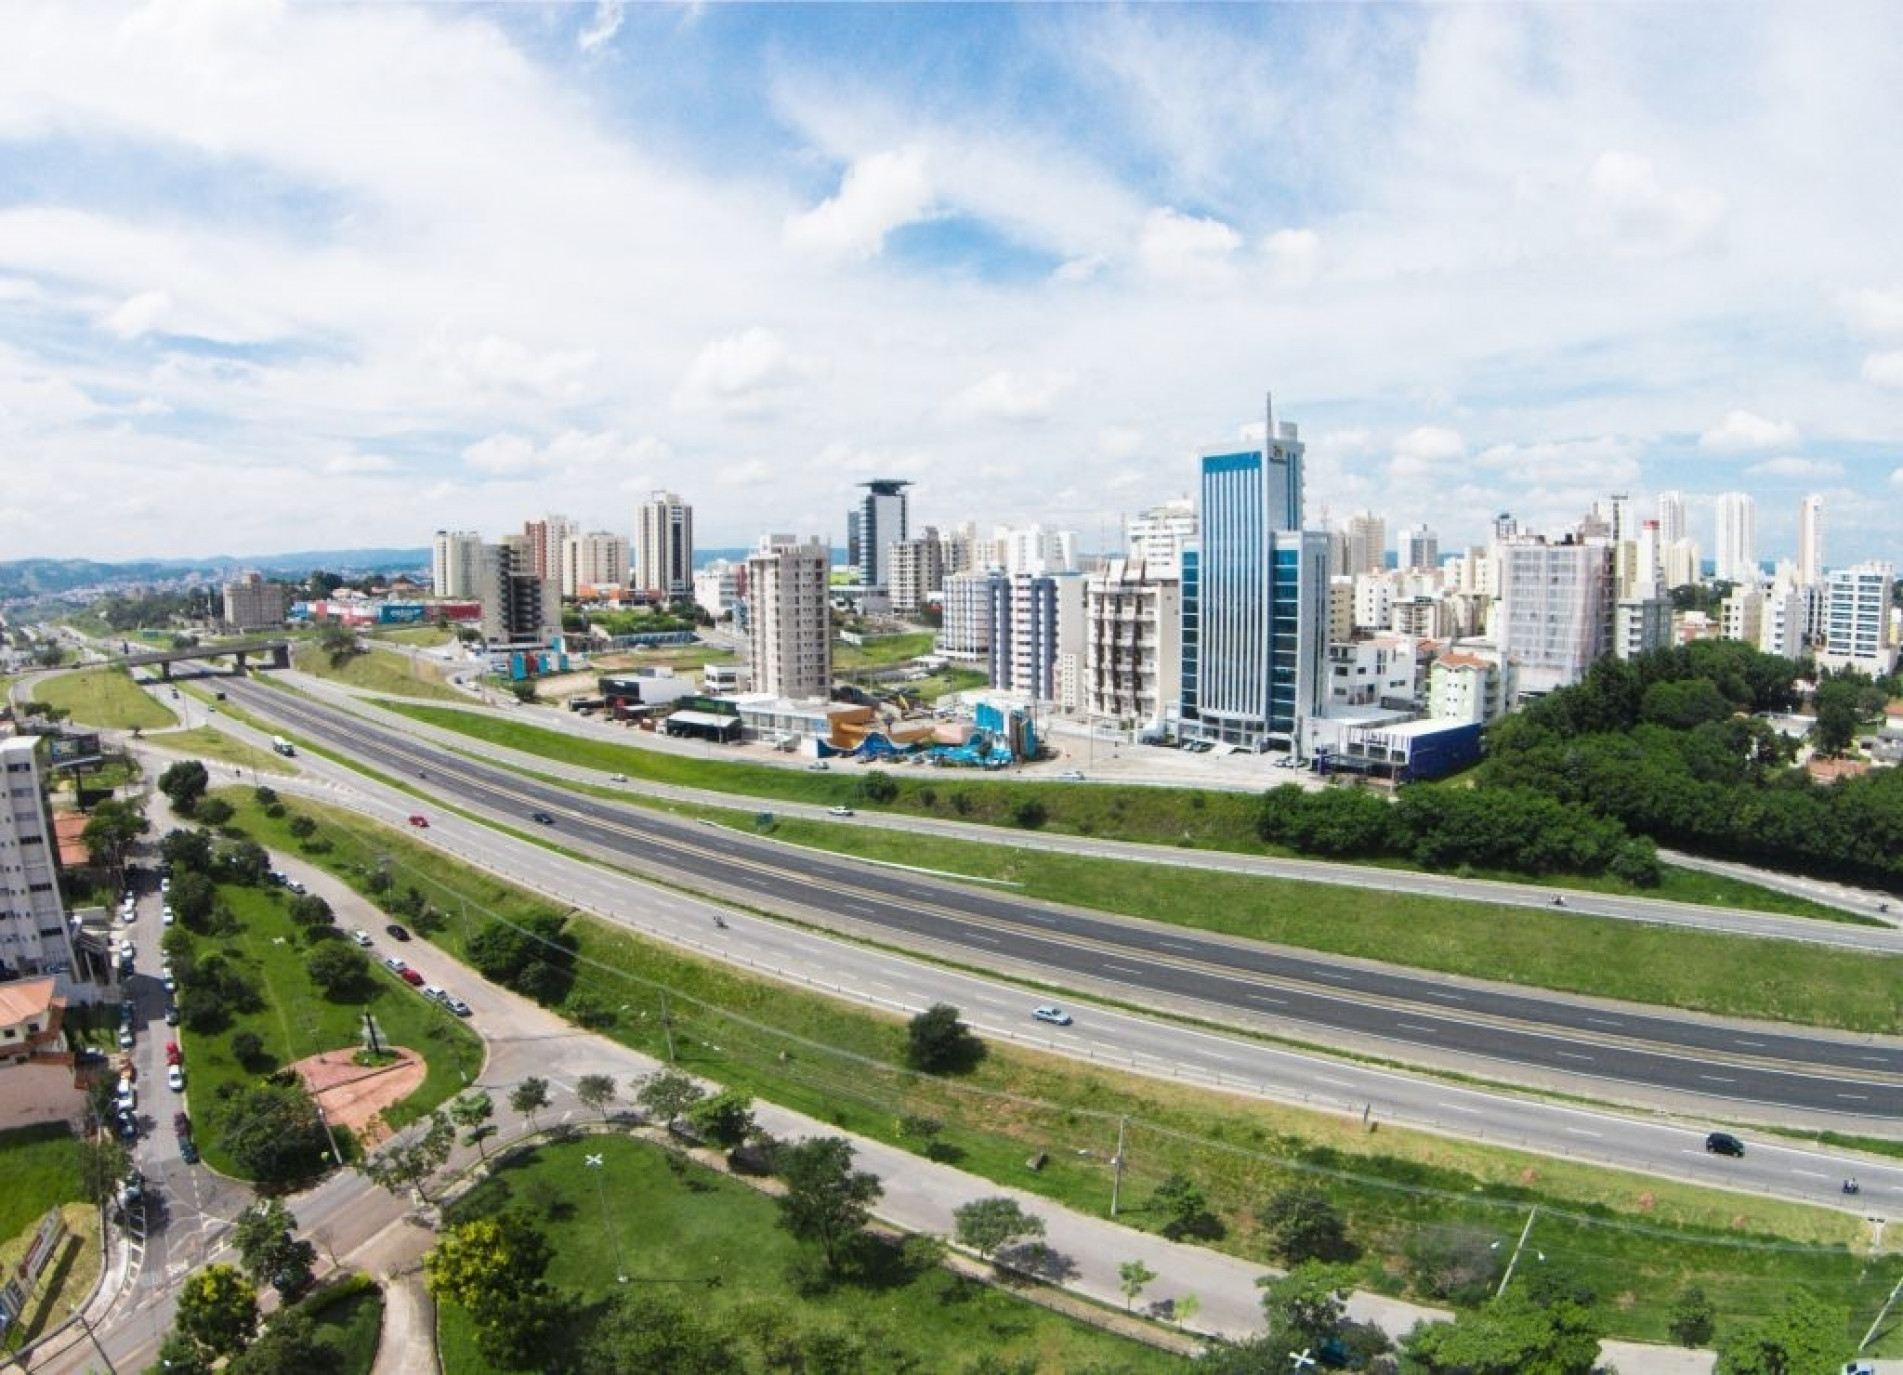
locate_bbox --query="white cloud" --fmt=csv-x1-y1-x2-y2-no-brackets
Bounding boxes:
1138,207,1240,284
783,148,934,260
1261,228,1321,287
462,433,538,475
1583,150,1724,256
437,335,597,403
1394,426,1465,466
1860,351,1903,388
943,369,1073,423
578,1,624,55
1746,455,1843,480
322,451,397,476
1053,254,1109,284
103,290,174,340
1844,288,1903,337
1699,409,1800,452
671,327,808,418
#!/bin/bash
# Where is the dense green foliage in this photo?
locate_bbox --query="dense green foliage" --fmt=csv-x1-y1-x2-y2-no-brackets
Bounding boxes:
1485,643,1903,890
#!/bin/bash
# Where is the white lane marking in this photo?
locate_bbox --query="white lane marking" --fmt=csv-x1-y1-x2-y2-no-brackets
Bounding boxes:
1563,1127,1603,1138
1701,1075,1737,1084
1248,994,1288,1006
1556,1051,1594,1062
1397,1023,1436,1034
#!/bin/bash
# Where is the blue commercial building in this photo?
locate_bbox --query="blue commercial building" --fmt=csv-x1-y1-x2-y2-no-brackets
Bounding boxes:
1179,395,1328,752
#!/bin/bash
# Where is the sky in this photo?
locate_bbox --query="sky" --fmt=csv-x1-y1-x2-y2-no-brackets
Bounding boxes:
1,1,1900,569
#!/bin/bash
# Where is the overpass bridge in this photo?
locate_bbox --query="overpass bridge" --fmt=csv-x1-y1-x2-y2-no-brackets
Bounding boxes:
113,637,292,679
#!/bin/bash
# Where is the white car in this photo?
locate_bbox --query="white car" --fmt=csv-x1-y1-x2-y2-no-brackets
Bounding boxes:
167,1066,184,1092
1059,770,1086,781
351,930,373,948
1032,1005,1073,1026
162,906,175,926
117,938,135,960
828,806,854,817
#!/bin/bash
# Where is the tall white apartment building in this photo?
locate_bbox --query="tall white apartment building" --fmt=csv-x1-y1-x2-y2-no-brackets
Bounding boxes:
996,524,1077,576
747,535,833,699
849,481,910,591
0,736,77,982
693,560,742,620
1656,490,1687,547
1797,494,1825,587
1081,559,1180,727
523,514,577,584
1720,584,1762,646
1496,538,1614,695
1125,499,1198,577
636,492,695,602
888,530,946,616
431,530,484,598
559,532,630,599
1345,511,1387,576
1818,561,1897,674
988,573,1078,700
1758,569,1810,659
479,541,557,643
1663,538,1702,590
938,570,999,661
1713,492,1757,585
1352,573,1394,633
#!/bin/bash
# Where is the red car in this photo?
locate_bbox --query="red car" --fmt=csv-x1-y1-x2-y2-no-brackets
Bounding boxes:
164,1042,181,1066
399,968,425,987
408,814,430,828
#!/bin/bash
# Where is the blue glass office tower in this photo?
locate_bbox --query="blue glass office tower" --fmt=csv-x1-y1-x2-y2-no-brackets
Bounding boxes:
1179,396,1327,751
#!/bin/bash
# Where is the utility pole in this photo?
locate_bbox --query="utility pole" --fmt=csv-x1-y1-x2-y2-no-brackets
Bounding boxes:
1110,1115,1129,1217
1496,1206,1539,1298
659,989,676,1063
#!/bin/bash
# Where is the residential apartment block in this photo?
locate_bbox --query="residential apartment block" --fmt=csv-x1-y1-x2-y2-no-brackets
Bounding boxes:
747,534,832,699
0,736,76,984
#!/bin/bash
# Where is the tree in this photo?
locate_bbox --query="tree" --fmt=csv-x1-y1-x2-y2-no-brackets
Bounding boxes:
195,797,235,826
230,1031,266,1066
306,942,371,998
953,1196,1046,1260
575,1073,618,1120
158,760,211,814
1118,1259,1156,1311
685,1087,756,1147
1258,1185,1353,1264
450,1090,497,1158
216,1082,332,1185
1258,1262,1353,1348
1152,1172,1220,1240
287,814,318,839
1401,1287,1603,1375
160,826,214,874
227,1310,337,1373
216,837,271,885
81,799,148,875
775,1136,882,1273
288,893,335,930
636,1069,706,1125
231,1200,316,1297
1668,1284,1716,1347
578,1292,740,1375
79,1136,131,1209
1715,1288,1846,1374
906,1002,982,1073
510,1076,551,1130
168,870,217,930
174,1263,259,1359
360,1112,457,1202
424,1213,562,1368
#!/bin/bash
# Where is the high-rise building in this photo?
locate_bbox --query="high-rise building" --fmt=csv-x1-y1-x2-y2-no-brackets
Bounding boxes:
221,572,285,631
938,570,1001,661
636,492,695,602
1797,494,1825,586
1082,559,1181,728
1818,561,1897,674
1713,492,1757,585
988,573,1059,698
888,529,946,616
478,542,557,643
1345,511,1387,576
0,736,78,983
851,480,910,591
559,532,630,599
523,514,577,585
747,534,832,699
1496,538,1614,695
431,530,484,598
1125,500,1198,577
1399,524,1439,573
995,524,1076,576
1656,491,1687,548
693,559,743,620
1179,395,1328,750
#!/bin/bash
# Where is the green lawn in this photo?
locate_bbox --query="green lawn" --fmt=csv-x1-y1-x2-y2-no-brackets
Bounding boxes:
308,1287,384,1372
292,644,465,702
173,882,483,1175
0,1124,82,1242
368,625,455,648
152,725,293,775
33,666,175,729
833,629,939,672
437,1134,1184,1374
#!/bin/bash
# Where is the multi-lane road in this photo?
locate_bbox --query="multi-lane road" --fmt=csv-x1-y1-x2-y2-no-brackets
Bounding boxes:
220,676,1903,1121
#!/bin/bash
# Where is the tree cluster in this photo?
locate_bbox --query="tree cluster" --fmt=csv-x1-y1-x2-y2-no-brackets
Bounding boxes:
465,912,579,1004
214,1081,333,1185
424,1212,564,1368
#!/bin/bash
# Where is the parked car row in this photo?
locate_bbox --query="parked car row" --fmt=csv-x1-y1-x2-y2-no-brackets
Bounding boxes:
379,955,472,1017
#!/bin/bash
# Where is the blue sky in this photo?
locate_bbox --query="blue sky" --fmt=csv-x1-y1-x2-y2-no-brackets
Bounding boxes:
1,2,1900,568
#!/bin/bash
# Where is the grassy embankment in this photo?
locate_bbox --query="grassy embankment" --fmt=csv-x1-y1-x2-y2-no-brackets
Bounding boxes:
212,786,1900,1349
291,644,465,702
32,666,175,730
171,882,482,1175
437,1133,1183,1373
0,1126,97,1354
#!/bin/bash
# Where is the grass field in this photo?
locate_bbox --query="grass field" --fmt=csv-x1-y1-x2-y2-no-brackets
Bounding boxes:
368,625,455,648
292,644,465,702
309,1287,384,1372
32,667,175,729
437,1133,1183,1373
206,785,1898,1348
832,629,938,672
172,882,483,1175
0,1124,82,1243
148,725,293,775
368,702,1897,1032
0,1202,101,1354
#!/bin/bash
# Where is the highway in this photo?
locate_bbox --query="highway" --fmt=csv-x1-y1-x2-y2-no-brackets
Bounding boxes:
220,676,1903,1120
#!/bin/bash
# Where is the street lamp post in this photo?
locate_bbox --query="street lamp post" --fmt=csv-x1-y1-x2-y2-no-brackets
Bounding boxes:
585,1153,628,1284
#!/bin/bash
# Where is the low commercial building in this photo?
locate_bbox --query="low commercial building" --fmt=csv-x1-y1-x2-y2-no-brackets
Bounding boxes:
0,978,65,1066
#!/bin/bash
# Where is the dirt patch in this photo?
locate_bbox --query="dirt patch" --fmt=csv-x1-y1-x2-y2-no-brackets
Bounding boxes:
290,1047,427,1147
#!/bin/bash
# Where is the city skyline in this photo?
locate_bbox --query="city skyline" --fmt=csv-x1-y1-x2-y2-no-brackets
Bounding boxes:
2,4,1900,565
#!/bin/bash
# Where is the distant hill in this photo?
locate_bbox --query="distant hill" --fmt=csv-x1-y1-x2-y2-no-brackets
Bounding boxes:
0,549,429,599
